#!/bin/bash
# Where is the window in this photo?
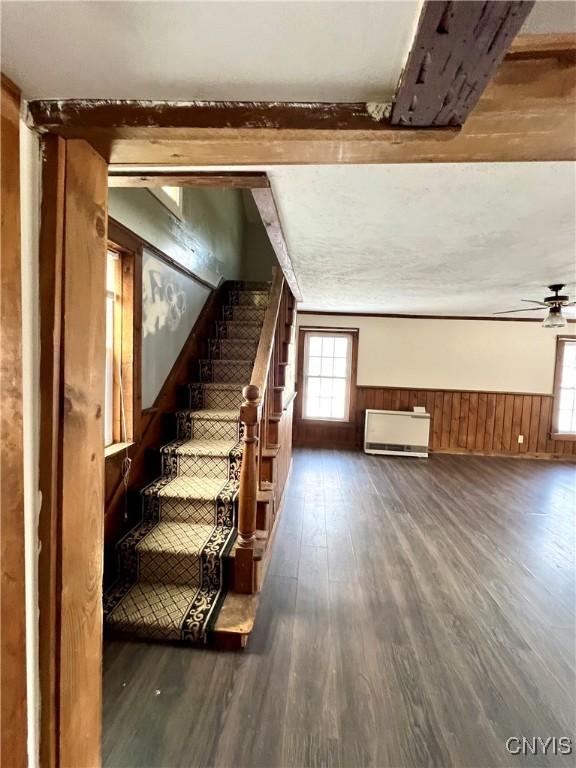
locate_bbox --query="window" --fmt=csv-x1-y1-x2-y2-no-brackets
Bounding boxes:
105,250,119,446
302,331,354,421
552,336,576,438
149,186,184,220
105,243,137,449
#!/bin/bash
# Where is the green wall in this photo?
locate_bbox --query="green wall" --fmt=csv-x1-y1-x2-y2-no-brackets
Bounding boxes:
109,187,244,287
108,186,278,407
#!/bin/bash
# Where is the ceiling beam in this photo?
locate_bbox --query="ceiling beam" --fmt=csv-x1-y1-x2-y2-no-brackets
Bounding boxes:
509,32,576,56
29,100,398,133
250,188,302,302
108,171,269,188
26,50,575,165
390,0,535,127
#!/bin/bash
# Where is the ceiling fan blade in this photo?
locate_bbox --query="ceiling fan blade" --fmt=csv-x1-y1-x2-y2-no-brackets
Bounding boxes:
493,307,546,315
562,301,576,306
521,299,549,306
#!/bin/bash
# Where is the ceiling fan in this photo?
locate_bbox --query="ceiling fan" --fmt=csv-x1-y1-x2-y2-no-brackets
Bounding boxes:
494,284,575,328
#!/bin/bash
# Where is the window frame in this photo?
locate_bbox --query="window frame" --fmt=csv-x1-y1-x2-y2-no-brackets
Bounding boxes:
105,222,142,453
149,186,184,220
297,327,359,426
551,334,576,441
105,249,122,447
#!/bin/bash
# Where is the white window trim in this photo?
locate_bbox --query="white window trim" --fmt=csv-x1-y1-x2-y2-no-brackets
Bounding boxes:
149,186,184,220
104,250,120,448
302,330,353,423
552,335,576,438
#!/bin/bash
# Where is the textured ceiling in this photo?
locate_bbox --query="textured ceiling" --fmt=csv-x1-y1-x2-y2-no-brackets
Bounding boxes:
1,0,421,101
266,163,576,317
521,0,576,33
107,161,576,317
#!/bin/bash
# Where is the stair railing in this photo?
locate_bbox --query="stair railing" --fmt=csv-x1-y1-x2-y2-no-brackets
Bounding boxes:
236,267,291,592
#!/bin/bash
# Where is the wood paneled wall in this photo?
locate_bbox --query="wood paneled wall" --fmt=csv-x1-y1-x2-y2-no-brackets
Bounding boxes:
294,386,576,459
358,388,576,458
275,395,295,509
293,414,357,448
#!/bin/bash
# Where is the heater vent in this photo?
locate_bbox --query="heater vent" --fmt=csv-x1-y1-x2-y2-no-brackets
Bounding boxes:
364,409,431,458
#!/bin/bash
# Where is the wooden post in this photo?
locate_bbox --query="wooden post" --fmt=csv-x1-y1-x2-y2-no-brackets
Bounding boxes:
236,384,260,593
1,73,28,768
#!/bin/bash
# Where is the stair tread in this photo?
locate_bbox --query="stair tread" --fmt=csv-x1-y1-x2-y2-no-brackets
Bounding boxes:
143,475,229,501
163,438,238,457
129,519,222,556
177,408,239,421
202,358,254,364
200,382,245,389
144,475,232,500
222,320,263,326
105,581,222,642
213,591,259,635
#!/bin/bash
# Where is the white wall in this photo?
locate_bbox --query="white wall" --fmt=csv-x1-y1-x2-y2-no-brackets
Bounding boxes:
297,314,572,394
20,119,41,768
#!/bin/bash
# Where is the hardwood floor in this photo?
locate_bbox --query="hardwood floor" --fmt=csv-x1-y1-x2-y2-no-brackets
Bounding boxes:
103,449,576,768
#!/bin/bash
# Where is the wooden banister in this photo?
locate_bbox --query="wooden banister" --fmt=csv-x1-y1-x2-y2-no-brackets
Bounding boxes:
248,267,285,398
236,268,289,592
237,384,260,550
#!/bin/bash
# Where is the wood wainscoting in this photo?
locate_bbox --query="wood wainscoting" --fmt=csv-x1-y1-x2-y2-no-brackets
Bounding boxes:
275,394,295,507
294,386,576,460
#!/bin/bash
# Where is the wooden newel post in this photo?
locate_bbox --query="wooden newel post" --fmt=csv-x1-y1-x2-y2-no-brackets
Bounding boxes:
236,384,260,592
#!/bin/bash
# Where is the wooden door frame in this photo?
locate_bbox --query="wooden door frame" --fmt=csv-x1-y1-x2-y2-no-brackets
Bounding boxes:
1,73,28,768
38,136,109,768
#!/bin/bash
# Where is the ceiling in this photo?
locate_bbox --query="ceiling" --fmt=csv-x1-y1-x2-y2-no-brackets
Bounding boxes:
3,1,575,102
521,0,576,33
267,163,576,316
4,1,575,318
1,1,421,101
121,162,576,318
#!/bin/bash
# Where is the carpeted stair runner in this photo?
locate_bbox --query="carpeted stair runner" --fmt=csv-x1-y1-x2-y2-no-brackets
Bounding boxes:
104,283,269,644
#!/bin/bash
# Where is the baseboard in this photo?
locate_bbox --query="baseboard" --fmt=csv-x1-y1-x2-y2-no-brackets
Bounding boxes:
428,447,576,462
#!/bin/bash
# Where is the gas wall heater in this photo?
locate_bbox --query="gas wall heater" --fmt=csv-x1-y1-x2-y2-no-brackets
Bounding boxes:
364,409,431,458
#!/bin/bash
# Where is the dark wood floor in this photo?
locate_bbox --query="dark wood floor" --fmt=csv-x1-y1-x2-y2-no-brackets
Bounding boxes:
103,450,576,768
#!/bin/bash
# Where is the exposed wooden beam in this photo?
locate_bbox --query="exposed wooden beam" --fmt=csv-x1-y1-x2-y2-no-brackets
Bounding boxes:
29,100,397,132
509,32,576,56
108,171,270,188
391,0,535,127
251,188,302,302
26,52,575,165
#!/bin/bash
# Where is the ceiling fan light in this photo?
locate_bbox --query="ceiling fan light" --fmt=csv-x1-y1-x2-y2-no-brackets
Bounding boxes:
542,307,567,328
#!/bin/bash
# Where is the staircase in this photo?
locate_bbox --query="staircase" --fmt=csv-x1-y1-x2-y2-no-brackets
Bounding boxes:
104,283,270,644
